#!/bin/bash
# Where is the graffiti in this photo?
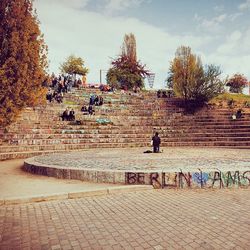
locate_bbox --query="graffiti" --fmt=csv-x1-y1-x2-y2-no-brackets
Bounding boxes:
212,171,224,188
178,171,192,188
242,171,250,185
126,172,145,184
224,171,240,187
96,118,112,125
162,172,177,188
150,173,160,186
125,170,250,188
192,172,209,187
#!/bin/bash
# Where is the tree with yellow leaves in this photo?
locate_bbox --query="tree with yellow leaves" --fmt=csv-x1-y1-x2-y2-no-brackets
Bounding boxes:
168,46,224,101
60,55,89,79
0,0,48,127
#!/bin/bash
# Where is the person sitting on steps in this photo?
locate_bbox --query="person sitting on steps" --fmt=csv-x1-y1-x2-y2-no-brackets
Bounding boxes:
88,105,95,115
69,109,75,121
61,108,70,121
232,109,243,120
236,109,242,119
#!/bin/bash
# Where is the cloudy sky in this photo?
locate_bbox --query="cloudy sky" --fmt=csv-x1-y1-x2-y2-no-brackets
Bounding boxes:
34,0,250,89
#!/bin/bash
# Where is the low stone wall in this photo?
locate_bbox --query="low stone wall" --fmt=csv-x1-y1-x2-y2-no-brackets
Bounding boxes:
23,157,125,184
24,157,250,189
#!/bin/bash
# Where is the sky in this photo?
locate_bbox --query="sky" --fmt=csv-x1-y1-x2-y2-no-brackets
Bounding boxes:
34,0,250,89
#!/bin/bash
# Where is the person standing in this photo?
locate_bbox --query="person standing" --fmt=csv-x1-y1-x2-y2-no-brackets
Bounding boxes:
152,132,161,153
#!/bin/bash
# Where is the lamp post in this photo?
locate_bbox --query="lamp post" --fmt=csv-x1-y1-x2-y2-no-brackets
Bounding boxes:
100,69,108,84
147,73,155,88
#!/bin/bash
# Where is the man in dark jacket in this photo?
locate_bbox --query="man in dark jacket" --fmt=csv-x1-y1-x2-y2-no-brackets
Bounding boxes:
152,132,161,153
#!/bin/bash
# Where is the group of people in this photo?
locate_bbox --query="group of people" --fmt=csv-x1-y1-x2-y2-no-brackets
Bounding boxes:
61,108,75,121
89,94,104,106
81,105,95,115
59,92,105,120
157,90,174,98
50,74,84,92
45,73,89,104
99,84,114,92
46,88,63,103
45,74,75,103
80,94,104,116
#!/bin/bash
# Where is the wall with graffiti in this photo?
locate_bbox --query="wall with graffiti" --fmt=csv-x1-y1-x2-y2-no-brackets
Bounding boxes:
125,170,250,188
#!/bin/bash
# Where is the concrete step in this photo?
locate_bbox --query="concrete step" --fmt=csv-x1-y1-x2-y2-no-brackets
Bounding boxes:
0,142,150,155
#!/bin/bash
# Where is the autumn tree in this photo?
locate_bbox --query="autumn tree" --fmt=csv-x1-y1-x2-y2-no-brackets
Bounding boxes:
226,74,248,93
60,55,88,79
0,0,48,127
106,33,150,89
168,46,224,101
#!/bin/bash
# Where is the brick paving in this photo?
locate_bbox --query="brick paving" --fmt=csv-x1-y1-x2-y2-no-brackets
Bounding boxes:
0,189,249,250
33,147,250,172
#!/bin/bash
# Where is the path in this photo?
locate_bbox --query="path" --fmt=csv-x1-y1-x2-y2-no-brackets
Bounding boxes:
0,159,149,204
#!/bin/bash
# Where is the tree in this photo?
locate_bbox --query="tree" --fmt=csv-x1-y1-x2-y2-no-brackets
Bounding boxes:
106,33,150,89
165,72,173,89
226,74,248,93
0,0,48,127
168,46,224,101
60,55,88,78
198,64,225,100
122,33,137,62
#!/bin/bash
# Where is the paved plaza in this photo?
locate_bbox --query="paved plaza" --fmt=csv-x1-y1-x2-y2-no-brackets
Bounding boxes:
0,189,250,250
1,148,250,249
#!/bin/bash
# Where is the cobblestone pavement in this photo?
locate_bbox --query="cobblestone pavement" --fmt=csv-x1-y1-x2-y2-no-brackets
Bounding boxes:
34,147,250,172
0,189,249,250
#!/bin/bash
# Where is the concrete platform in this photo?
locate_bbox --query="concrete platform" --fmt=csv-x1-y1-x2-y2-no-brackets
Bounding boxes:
24,147,250,189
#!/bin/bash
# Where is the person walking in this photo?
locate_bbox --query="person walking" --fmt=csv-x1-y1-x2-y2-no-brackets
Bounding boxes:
152,132,161,153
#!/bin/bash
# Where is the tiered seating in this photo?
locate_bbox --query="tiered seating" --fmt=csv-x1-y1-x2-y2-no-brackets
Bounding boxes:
1,88,250,160
160,105,250,147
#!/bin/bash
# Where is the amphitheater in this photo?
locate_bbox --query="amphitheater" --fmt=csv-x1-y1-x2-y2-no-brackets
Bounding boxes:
1,88,250,188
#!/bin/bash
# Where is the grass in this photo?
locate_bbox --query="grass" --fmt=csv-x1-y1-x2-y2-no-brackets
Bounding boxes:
64,100,78,106
209,93,250,107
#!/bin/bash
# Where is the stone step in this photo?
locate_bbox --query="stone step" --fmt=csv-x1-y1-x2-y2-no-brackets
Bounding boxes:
3,125,250,138
2,134,250,152
18,117,248,126
0,141,150,154
3,130,250,141
164,136,250,142
5,135,153,145
162,141,250,147
3,135,250,147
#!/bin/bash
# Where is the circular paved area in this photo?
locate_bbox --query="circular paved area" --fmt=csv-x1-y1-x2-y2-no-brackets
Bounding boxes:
32,147,250,172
